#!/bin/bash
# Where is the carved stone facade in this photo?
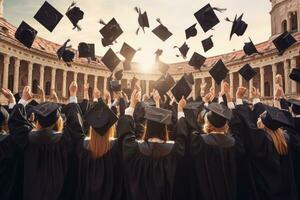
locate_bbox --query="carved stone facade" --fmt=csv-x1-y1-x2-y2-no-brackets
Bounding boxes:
0,0,299,105
270,0,300,36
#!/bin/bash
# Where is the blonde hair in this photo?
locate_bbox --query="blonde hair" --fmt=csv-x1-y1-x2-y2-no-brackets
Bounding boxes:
203,116,229,134
88,125,116,158
258,120,288,155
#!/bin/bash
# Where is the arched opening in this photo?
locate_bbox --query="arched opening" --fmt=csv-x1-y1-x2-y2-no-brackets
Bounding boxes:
264,81,271,97
32,79,39,94
282,20,287,32
290,12,298,32
45,81,51,96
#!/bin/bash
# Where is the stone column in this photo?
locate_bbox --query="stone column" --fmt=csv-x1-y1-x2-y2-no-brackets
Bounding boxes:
27,62,33,89
84,74,88,84
146,80,149,96
229,72,234,97
249,79,253,98
39,65,44,91
239,74,243,87
94,76,98,89
283,60,290,94
260,67,265,97
298,11,300,32
200,78,206,96
51,68,56,90
73,72,78,82
272,64,277,96
211,77,215,89
103,76,107,91
192,82,196,99
2,54,9,89
291,57,297,94
62,70,67,98
13,58,20,93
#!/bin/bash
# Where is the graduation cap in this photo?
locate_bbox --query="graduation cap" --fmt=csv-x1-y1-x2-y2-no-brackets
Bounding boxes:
114,69,123,80
185,23,197,40
134,6,149,35
101,48,121,72
194,4,226,33
171,75,192,102
85,99,118,135
202,35,214,52
209,59,229,85
184,73,195,85
109,80,121,92
289,68,300,83
188,52,206,70
183,101,204,130
226,14,248,40
34,102,60,128
57,39,75,67
154,75,174,96
288,99,300,114
120,42,140,61
15,21,38,48
99,18,123,47
205,103,232,128
66,2,84,31
243,38,260,56
152,18,173,41
260,105,293,130
273,31,297,55
78,42,95,60
34,1,63,32
144,106,172,125
174,42,190,59
238,64,257,81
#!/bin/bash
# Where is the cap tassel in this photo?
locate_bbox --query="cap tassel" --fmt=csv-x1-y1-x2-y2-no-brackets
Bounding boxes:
134,6,139,13
137,48,142,52
99,19,107,26
68,2,76,11
225,17,232,22
136,27,140,35
208,35,213,39
212,7,227,13
75,25,82,31
156,18,162,25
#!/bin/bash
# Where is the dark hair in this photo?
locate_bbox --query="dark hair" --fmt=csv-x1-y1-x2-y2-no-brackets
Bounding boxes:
142,120,169,141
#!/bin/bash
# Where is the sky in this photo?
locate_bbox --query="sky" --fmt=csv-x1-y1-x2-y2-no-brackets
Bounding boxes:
3,0,271,70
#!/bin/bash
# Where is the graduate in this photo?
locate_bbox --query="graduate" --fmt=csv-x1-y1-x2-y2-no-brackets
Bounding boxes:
118,88,188,200
8,82,84,200
235,86,299,200
75,89,126,200
176,81,241,200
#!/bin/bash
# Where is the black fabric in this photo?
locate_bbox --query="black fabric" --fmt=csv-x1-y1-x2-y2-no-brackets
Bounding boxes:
8,103,84,200
177,117,239,200
236,104,299,200
120,115,187,200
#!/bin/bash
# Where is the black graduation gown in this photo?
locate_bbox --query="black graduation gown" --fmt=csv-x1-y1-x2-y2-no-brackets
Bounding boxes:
236,104,298,200
8,103,84,200
118,115,187,200
0,133,23,200
76,138,125,200
177,117,238,200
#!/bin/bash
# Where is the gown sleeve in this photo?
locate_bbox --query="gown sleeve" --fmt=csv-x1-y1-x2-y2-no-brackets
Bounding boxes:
235,104,267,157
63,103,85,142
8,103,33,148
117,114,138,160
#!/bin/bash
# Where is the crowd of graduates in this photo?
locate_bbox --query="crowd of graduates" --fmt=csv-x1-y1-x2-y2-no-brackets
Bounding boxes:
0,73,300,200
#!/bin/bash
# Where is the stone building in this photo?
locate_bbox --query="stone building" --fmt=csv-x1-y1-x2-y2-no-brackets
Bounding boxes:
0,0,299,103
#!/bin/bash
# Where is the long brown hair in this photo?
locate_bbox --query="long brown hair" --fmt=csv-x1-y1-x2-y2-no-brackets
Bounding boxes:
142,121,169,141
265,127,288,155
88,125,116,158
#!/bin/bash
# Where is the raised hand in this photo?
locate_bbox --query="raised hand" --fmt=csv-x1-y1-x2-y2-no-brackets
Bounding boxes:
203,92,212,103
103,90,111,104
22,86,33,101
236,87,248,99
1,88,15,103
93,87,101,100
251,87,261,99
178,97,187,112
130,89,140,108
69,81,78,97
153,90,161,108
